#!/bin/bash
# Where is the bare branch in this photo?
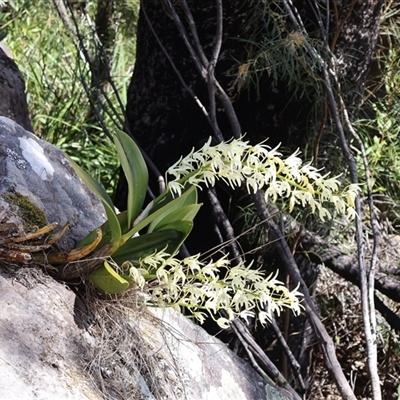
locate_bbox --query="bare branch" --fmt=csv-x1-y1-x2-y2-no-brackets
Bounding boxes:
270,315,306,391
206,187,243,262
231,318,302,400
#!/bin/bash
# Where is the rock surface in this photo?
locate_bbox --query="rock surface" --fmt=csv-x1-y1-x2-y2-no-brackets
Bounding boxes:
0,268,293,400
0,116,106,251
0,270,101,400
142,307,287,400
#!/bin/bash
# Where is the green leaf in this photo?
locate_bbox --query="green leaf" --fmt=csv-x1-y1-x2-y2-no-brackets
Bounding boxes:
111,228,186,265
66,155,122,247
89,260,129,294
121,186,198,241
151,182,197,212
66,154,114,210
147,186,198,233
113,129,148,229
155,220,194,255
149,204,201,232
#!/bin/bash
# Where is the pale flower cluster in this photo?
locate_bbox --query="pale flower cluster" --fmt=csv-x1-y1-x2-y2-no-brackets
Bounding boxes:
126,252,303,329
166,137,359,221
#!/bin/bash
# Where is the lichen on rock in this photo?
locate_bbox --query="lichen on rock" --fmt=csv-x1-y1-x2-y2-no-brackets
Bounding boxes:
2,191,47,231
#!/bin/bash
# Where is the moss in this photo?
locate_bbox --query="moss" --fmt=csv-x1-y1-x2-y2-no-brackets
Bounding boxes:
3,192,47,230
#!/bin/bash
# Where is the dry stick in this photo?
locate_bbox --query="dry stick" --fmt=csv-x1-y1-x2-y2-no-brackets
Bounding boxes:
206,191,306,394
161,0,207,79
321,38,382,400
162,0,242,140
206,189,306,393
252,191,356,400
181,0,225,143
340,100,381,395
214,80,242,139
270,315,306,392
282,1,381,398
298,224,400,305
207,0,224,141
206,189,305,394
144,2,224,144
162,0,224,142
231,318,302,400
180,0,208,65
141,4,210,124
53,0,76,36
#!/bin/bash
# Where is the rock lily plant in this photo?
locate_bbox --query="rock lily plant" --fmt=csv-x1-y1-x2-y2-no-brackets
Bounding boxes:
64,129,201,293
62,130,359,327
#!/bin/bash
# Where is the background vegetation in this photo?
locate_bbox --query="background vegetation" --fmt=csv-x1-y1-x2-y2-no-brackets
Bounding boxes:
1,0,139,194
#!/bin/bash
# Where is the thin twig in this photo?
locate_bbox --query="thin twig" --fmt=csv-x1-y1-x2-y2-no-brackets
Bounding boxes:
207,0,224,141
180,0,208,66
161,0,207,79
143,2,224,143
270,315,306,391
282,1,382,397
161,0,240,140
52,0,76,37
161,0,224,141
231,318,302,400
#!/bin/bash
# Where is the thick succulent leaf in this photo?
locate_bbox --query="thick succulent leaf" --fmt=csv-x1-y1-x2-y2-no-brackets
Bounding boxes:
150,183,198,213
147,186,198,233
155,220,194,256
112,228,185,265
149,204,201,232
89,260,129,294
113,129,148,228
121,186,198,242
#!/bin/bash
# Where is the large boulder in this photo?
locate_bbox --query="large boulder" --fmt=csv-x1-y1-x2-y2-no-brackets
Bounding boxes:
0,116,106,251
0,267,292,400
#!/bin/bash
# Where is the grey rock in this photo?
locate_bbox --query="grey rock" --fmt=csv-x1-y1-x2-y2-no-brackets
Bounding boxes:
0,268,292,400
0,271,102,400
0,116,106,251
141,307,271,400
